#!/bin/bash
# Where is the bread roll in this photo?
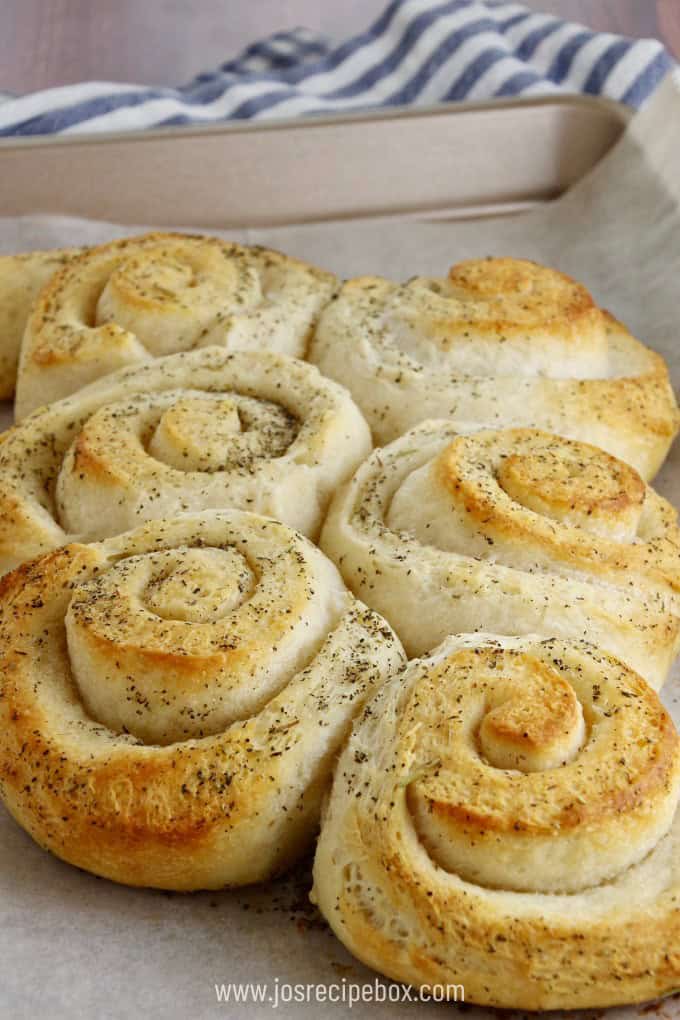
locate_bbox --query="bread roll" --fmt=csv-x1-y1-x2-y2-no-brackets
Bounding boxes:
13,232,335,419
0,510,405,889
0,246,80,399
320,422,680,689
312,632,680,1010
308,257,679,480
0,346,371,574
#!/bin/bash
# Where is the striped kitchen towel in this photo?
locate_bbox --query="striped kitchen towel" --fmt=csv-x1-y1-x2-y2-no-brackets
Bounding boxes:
0,0,674,136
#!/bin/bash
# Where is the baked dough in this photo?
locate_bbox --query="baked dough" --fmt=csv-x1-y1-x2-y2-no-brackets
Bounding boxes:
0,246,80,399
13,232,336,419
0,345,371,574
308,257,679,480
312,632,680,1010
0,510,405,889
320,422,680,689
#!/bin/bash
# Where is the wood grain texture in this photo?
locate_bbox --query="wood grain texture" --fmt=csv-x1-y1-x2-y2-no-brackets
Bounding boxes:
658,0,680,61
522,0,661,41
0,1,676,95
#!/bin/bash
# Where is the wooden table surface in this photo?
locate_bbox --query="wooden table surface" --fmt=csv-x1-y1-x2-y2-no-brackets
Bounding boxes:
2,0,679,94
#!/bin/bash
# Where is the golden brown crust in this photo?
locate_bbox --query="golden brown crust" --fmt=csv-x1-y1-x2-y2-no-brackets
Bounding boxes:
494,444,645,521
13,232,336,419
432,429,679,587
412,652,676,836
0,511,405,889
445,257,601,340
309,257,679,479
312,633,680,1010
0,246,82,398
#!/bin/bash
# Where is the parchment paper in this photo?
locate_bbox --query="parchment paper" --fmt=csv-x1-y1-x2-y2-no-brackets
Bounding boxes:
1,73,679,1020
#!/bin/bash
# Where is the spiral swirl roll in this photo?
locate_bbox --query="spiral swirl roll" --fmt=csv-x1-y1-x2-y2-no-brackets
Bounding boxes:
320,422,680,689
309,257,679,480
312,632,680,1010
11,232,335,420
0,345,371,574
0,510,404,889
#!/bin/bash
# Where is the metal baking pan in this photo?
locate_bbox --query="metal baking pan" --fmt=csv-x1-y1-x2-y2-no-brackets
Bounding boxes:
0,94,630,227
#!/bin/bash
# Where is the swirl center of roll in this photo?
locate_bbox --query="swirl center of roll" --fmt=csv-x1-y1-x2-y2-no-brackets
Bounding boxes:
143,392,298,473
405,646,680,893
96,244,261,352
63,524,343,745
387,430,648,554
382,259,609,376
496,440,645,539
478,661,585,771
149,395,242,470
446,257,595,328
66,545,258,743
143,547,255,623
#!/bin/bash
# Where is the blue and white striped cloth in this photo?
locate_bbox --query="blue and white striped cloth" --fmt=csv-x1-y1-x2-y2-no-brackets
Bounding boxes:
0,0,674,136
